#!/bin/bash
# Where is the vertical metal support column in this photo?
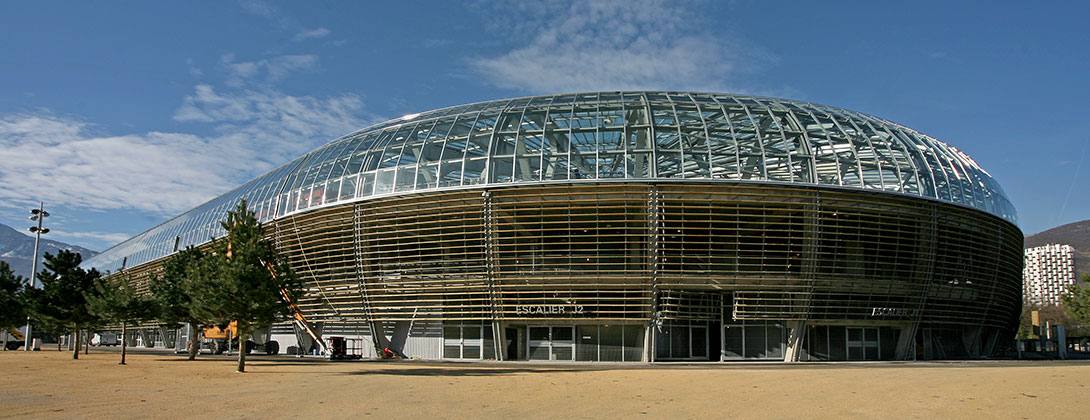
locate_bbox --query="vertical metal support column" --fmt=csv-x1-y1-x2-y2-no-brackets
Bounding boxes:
898,204,939,360
482,190,505,361
719,300,727,362
352,204,385,354
646,186,662,363
783,321,807,362
974,222,1006,358
786,192,823,362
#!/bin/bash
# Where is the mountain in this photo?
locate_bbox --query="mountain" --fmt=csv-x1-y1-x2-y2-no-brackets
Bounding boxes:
0,222,99,280
1025,219,1090,280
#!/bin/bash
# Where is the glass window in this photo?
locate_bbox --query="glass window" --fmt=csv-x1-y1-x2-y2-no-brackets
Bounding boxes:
339,175,357,201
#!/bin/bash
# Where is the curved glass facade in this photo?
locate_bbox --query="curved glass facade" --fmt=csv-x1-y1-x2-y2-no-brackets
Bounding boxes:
83,92,1016,273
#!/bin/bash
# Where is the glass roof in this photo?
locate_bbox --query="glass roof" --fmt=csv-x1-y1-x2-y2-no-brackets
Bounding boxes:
83,91,1016,273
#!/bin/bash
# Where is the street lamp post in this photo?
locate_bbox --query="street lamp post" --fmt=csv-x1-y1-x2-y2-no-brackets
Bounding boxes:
24,202,49,351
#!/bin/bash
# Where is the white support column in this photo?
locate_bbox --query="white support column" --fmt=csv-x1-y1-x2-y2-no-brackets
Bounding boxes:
783,321,806,362
893,321,918,361
368,321,387,354
493,321,506,361
642,323,654,362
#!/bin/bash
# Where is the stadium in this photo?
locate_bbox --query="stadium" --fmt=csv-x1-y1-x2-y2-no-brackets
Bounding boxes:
82,92,1023,362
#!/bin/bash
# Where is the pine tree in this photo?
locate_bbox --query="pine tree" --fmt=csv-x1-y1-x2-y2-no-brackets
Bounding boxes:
0,261,27,351
23,250,102,359
149,246,207,360
184,200,301,372
86,274,155,365
1061,273,1090,325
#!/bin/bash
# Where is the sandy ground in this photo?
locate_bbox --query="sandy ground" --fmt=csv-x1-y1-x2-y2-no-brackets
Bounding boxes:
0,348,1086,419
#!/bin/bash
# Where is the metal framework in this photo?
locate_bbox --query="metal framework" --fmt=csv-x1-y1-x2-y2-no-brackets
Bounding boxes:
82,92,1023,360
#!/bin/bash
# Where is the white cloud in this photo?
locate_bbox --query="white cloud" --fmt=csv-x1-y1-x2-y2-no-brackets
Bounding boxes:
293,27,331,41
186,57,203,77
220,52,318,86
238,0,277,20
220,53,319,86
0,86,377,218
471,0,773,94
51,230,133,246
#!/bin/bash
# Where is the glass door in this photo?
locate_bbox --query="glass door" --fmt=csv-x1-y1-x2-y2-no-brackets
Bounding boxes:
846,327,879,361
443,325,484,359
657,322,711,360
528,326,575,361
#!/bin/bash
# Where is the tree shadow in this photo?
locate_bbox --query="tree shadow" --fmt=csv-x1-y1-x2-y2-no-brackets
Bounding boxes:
340,367,600,377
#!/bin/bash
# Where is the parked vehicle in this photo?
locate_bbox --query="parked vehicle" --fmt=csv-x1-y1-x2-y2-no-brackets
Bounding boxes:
201,322,280,355
92,332,120,346
3,328,25,350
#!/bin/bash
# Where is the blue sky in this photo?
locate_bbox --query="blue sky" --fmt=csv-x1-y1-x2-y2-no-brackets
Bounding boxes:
1,0,1087,252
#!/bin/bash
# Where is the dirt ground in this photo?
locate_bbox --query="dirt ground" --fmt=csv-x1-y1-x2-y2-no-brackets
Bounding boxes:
0,348,1086,419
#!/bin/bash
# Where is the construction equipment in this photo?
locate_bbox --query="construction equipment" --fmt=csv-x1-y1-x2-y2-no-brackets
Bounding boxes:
327,336,363,360
262,258,326,355
204,237,324,357
4,328,25,350
201,322,280,355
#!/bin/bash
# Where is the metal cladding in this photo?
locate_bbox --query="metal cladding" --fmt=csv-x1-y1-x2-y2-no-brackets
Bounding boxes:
83,92,1024,360
84,92,1016,273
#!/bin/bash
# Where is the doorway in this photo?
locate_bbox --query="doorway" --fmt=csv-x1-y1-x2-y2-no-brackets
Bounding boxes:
528,326,575,361
847,327,880,361
505,327,519,360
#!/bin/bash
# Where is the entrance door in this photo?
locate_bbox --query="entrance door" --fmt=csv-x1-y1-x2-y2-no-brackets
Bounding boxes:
722,322,786,360
847,327,879,361
505,328,518,360
443,325,483,359
656,323,710,360
528,326,575,361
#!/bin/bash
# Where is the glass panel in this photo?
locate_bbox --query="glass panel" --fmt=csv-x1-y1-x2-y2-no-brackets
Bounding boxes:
339,175,356,201
514,154,540,182
394,167,416,192
529,327,550,341
490,156,514,183
599,325,623,362
626,152,652,178
543,154,570,180
463,326,481,340
656,151,682,178
358,173,375,197
577,325,598,362
438,160,464,187
724,326,744,359
463,345,481,359
552,326,573,341
829,326,847,361
463,157,487,185
374,169,395,195
744,326,766,359
416,164,438,190
691,326,707,358
552,345,573,361
670,325,689,359
622,325,644,362
529,343,550,361
324,180,340,204
766,325,784,360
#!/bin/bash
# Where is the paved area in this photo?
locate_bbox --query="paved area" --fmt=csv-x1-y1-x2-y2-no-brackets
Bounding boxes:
1,348,1087,419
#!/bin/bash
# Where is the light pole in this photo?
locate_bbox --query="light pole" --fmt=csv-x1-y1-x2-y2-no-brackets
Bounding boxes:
24,202,49,351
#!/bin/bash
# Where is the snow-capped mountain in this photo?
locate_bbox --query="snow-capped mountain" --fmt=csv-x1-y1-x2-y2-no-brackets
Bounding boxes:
0,222,98,280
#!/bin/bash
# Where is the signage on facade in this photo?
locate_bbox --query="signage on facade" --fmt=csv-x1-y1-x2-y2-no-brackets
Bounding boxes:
870,307,915,317
515,304,587,316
